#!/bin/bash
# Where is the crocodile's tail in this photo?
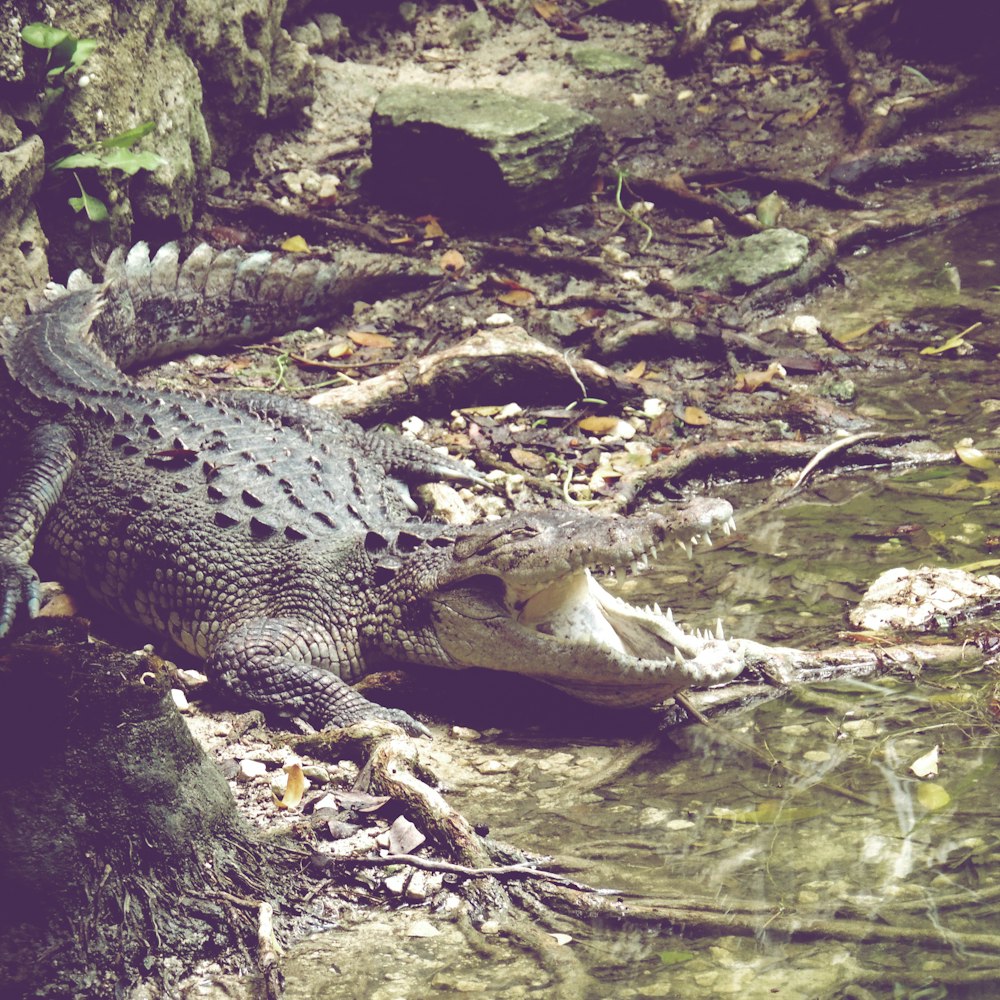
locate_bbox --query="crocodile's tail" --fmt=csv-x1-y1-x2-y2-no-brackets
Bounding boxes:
0,286,128,409
93,242,438,369
4,242,438,386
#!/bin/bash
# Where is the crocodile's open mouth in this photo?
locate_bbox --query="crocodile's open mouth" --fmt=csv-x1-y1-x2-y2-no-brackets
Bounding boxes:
430,507,746,707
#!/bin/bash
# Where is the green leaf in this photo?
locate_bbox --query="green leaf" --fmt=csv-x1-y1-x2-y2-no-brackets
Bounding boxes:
714,800,823,825
100,147,165,176
658,950,695,966
100,122,156,148
69,192,109,222
920,332,967,356
67,37,98,73
916,782,951,811
50,151,104,171
20,23,71,49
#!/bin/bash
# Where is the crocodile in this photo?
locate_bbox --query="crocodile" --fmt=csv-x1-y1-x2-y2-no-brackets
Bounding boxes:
0,243,748,734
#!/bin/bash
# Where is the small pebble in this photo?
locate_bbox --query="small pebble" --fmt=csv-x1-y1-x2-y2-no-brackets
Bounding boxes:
237,759,268,782
484,312,514,326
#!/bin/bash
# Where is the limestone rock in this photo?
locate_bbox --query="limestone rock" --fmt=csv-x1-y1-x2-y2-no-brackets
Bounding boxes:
9,0,315,255
850,566,1000,632
673,228,810,294
369,85,604,221
0,130,48,318
569,46,642,75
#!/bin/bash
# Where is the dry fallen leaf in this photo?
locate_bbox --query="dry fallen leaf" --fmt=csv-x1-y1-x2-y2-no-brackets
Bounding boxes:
909,744,940,779
509,447,548,471
417,215,446,239
734,361,786,392
680,405,711,426
326,340,352,359
439,249,466,274
497,289,536,308
532,0,560,21
626,360,647,379
388,814,426,855
781,47,821,64
280,235,309,253
916,782,950,811
348,330,394,350
954,442,996,471
578,415,623,435
276,763,307,810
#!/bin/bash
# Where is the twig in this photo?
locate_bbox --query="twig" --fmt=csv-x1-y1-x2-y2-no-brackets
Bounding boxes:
782,430,887,497
310,850,604,893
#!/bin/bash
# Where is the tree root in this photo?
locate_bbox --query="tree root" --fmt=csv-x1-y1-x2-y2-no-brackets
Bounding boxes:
658,0,779,71
529,881,1000,955
624,172,763,235
611,433,953,508
309,325,654,422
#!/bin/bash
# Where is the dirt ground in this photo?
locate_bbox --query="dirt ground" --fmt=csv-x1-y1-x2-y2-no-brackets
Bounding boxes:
178,0,1000,516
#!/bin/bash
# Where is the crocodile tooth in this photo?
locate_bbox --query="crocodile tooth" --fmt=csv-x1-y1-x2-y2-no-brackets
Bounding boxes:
653,602,662,615
677,539,688,554
703,533,712,548
665,606,673,625
684,540,694,560
724,516,736,535
716,618,725,640
674,650,687,667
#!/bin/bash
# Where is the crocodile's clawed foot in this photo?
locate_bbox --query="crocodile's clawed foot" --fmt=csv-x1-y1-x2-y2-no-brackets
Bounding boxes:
0,556,41,639
363,705,433,740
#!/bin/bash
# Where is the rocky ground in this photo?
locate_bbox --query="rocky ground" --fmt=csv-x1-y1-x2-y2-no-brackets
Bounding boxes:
7,1,1000,995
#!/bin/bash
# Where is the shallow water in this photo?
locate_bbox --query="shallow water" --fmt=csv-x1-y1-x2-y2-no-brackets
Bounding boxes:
283,218,1000,999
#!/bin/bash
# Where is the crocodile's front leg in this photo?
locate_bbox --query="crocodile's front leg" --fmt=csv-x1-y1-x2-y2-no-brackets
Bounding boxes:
0,422,78,636
206,617,429,736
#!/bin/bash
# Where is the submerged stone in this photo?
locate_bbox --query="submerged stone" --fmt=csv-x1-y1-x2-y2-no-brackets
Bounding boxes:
674,228,810,293
369,85,604,221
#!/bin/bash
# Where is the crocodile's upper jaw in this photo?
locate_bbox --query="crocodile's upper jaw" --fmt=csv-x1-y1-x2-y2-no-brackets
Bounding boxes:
426,502,746,707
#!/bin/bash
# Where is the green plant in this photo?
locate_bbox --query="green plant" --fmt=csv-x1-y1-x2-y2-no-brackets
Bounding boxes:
20,22,98,109
21,23,165,222
611,167,654,251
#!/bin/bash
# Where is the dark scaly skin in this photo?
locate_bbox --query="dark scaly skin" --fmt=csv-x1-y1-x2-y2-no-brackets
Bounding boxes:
0,244,747,734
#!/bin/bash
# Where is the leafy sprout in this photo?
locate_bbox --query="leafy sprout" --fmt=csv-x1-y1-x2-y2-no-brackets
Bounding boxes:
20,24,164,223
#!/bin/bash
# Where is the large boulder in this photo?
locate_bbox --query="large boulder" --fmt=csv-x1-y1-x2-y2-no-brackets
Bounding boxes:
369,85,604,223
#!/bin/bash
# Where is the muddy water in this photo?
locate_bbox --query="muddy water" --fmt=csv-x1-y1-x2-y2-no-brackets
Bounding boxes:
282,223,1000,997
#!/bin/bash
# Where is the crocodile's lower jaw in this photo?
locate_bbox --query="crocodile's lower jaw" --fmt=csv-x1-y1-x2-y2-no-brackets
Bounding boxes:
431,567,745,709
